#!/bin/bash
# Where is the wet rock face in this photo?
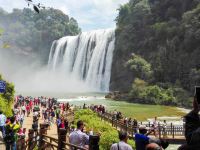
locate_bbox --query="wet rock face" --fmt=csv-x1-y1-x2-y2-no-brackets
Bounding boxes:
109,32,134,92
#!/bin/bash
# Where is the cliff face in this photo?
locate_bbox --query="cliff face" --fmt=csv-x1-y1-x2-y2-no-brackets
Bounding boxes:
110,30,134,92
110,58,133,92
110,0,200,93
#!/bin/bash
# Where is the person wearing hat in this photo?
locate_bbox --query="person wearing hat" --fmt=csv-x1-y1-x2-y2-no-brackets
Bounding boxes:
110,131,133,150
134,125,153,150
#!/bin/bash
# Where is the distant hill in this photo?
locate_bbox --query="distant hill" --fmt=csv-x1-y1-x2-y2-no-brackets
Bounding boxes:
0,8,81,65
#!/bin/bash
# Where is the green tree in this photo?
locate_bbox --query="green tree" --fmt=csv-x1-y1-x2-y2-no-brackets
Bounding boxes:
126,54,153,81
111,0,200,107
0,8,81,64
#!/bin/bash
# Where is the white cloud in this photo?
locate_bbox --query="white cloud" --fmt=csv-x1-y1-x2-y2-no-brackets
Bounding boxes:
0,0,129,31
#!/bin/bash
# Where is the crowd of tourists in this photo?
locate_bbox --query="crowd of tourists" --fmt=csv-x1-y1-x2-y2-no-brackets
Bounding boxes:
0,94,199,150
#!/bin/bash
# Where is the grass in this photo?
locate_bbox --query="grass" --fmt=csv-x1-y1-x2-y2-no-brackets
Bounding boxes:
68,98,186,121
105,101,186,121
108,104,185,121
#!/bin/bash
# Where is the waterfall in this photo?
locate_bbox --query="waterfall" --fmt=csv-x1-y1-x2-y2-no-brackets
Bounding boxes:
48,29,115,92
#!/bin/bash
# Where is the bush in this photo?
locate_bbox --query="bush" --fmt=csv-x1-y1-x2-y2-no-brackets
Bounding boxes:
0,95,13,117
74,109,135,150
0,74,14,116
129,78,177,105
0,74,15,101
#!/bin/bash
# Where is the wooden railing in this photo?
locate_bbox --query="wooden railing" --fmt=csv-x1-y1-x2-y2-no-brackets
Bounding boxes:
94,110,185,139
0,124,89,150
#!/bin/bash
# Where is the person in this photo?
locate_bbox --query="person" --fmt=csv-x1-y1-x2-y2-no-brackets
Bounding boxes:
56,107,60,119
153,117,158,137
59,119,65,129
51,109,55,123
21,105,26,115
83,103,86,109
0,110,6,138
110,131,133,150
32,120,38,131
162,120,167,138
69,120,89,149
178,96,200,149
19,113,24,127
13,107,19,116
4,116,20,150
146,143,162,150
26,105,30,117
135,125,153,150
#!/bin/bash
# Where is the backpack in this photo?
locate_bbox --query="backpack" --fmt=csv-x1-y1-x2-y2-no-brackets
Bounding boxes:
4,125,15,143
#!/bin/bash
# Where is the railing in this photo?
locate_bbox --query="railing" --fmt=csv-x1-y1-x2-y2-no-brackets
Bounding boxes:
96,110,185,139
18,125,88,150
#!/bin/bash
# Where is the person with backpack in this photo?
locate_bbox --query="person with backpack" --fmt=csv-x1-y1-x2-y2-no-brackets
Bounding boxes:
4,116,20,150
0,110,6,138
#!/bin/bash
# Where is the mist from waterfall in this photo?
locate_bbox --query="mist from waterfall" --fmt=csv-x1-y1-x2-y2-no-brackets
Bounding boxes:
48,29,115,92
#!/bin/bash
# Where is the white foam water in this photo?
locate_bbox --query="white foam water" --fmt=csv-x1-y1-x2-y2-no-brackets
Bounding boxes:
48,29,115,92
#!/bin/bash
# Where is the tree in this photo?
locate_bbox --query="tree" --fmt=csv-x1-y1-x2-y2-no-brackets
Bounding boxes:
126,53,153,81
0,8,81,64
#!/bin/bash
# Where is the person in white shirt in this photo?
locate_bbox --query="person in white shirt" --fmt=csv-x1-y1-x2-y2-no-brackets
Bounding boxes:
153,117,158,137
0,111,6,137
110,131,133,150
69,120,89,149
21,105,26,115
19,113,24,127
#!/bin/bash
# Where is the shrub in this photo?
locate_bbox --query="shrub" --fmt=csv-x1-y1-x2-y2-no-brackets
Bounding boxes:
74,109,135,150
0,74,14,116
129,78,176,105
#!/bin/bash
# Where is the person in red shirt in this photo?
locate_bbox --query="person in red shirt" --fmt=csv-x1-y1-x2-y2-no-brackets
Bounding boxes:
26,105,30,117
59,119,65,129
29,100,33,111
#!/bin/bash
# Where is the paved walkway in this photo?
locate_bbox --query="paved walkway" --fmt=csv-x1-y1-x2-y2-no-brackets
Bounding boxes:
0,107,62,150
22,109,58,138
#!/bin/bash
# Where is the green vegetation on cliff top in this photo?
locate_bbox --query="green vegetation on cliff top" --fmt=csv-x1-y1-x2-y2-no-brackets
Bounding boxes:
0,8,81,64
111,0,200,107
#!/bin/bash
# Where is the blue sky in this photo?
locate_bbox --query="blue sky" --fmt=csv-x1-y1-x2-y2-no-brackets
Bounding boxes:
0,0,129,31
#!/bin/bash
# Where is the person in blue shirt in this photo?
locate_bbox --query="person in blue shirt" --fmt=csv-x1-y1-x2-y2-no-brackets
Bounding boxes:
135,125,153,150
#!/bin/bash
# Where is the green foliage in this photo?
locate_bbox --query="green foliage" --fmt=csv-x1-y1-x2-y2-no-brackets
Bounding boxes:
126,54,153,81
0,96,13,117
0,74,14,116
112,0,200,107
0,8,81,64
75,109,135,150
130,78,179,105
0,74,15,101
129,78,192,107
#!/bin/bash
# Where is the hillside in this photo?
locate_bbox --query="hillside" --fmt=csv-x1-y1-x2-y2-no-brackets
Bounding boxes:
0,8,81,65
110,0,200,107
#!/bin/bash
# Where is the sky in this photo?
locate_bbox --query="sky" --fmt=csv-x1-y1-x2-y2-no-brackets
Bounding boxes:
0,0,129,31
